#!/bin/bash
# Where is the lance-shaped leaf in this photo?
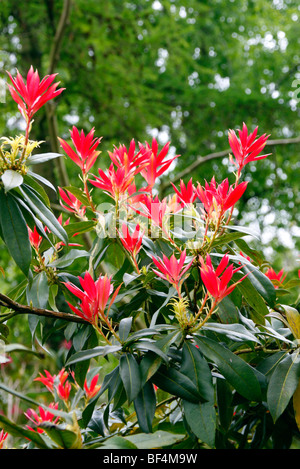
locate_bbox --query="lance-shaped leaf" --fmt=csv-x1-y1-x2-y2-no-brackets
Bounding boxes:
26,152,62,165
119,353,142,403
18,184,68,245
0,189,31,275
267,350,300,422
183,400,216,448
152,365,204,403
181,342,214,403
195,336,264,402
133,381,156,433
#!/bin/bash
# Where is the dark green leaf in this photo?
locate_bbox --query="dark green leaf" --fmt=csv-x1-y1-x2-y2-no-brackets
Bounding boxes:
267,350,300,422
152,365,203,403
119,353,142,403
195,336,263,401
181,342,214,402
0,189,31,275
183,400,216,447
134,381,156,433
65,344,122,365
19,185,68,245
118,317,133,342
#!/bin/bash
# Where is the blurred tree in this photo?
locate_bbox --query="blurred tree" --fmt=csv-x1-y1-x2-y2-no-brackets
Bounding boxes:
0,0,299,269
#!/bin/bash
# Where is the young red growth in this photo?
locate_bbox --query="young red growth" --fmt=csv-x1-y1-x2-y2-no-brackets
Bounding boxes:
58,126,102,176
25,403,59,434
84,374,101,400
199,254,247,303
119,223,144,258
196,177,248,221
139,138,179,188
108,139,150,176
265,267,286,288
34,369,56,392
28,225,44,251
7,66,64,121
152,249,193,295
171,178,197,206
132,194,167,228
228,122,271,171
64,271,121,325
57,380,72,402
0,430,8,449
58,187,86,218
89,163,135,200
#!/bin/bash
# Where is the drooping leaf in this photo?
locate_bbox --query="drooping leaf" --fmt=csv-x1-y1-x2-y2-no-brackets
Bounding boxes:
0,189,31,275
195,336,263,402
282,305,300,340
267,350,300,422
183,400,216,448
118,317,133,342
152,365,203,403
26,271,49,309
181,342,214,402
26,152,62,165
18,185,68,245
119,353,142,403
133,381,156,433
65,344,122,365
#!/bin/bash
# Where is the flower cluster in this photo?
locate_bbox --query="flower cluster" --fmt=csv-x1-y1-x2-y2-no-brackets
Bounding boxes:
23,367,101,436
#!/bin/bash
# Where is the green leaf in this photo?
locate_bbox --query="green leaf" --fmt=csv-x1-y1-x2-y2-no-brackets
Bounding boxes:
27,169,56,192
26,152,62,165
65,344,122,365
241,264,276,308
119,353,142,403
134,381,156,433
183,400,216,447
133,340,169,362
49,249,90,268
26,271,49,309
98,435,138,449
201,322,261,344
267,350,300,422
181,342,214,402
281,305,300,340
23,173,51,205
152,365,203,403
140,351,163,384
216,377,234,431
62,185,90,206
236,276,269,325
118,317,133,342
0,189,31,275
64,220,97,237
195,336,263,402
1,169,23,192
18,185,68,245
124,431,186,449
39,422,81,449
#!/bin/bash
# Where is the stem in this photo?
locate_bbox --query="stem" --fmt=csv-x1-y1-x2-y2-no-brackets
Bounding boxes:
192,297,217,331
18,118,31,166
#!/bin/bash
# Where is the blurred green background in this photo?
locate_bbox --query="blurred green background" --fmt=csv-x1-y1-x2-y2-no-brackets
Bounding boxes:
0,0,299,286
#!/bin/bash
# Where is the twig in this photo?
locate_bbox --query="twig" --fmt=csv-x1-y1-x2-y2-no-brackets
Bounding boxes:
0,292,85,324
